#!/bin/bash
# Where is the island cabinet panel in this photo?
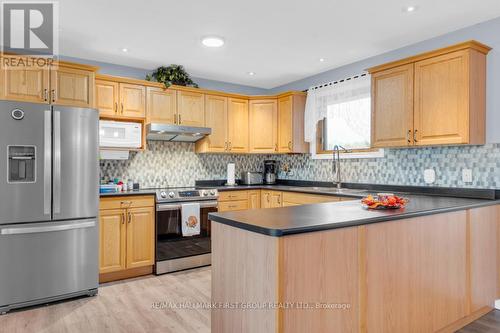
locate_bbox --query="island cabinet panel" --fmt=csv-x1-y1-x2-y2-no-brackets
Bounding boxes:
364,211,468,332
212,222,279,333
469,206,498,312
280,227,359,333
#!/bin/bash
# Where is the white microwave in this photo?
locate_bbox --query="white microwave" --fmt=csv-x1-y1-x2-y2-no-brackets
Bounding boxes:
99,121,142,149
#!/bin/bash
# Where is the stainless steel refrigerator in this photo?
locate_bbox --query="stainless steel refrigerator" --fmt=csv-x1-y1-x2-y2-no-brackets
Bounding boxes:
0,101,99,314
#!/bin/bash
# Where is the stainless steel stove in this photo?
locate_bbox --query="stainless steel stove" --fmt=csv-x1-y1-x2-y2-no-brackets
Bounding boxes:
155,187,219,274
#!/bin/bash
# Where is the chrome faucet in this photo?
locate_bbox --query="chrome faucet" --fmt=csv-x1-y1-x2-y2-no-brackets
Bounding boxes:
332,145,349,189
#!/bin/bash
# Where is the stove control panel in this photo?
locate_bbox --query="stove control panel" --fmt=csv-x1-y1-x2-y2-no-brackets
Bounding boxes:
156,188,218,202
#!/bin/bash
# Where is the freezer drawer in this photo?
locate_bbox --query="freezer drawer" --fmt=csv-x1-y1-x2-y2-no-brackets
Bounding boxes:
0,219,98,312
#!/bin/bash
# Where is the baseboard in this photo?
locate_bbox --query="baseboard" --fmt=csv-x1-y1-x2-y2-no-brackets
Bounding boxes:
99,265,153,283
436,306,493,333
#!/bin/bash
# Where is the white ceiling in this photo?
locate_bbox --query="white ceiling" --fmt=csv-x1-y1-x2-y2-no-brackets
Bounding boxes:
59,0,500,89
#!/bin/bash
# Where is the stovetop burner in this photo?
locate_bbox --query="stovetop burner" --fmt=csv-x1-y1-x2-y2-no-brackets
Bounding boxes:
155,187,218,203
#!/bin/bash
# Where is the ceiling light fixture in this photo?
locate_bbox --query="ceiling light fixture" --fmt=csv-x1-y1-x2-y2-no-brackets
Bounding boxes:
201,36,225,48
247,72,255,76
404,5,417,12
319,58,325,62
122,48,128,53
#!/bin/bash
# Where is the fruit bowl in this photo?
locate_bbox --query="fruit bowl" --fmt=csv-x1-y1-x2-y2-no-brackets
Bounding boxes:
361,194,408,210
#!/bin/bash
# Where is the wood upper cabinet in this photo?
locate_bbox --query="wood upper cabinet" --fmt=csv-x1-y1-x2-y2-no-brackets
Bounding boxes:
227,98,249,153
277,94,308,153
126,206,155,269
249,99,278,153
99,209,126,274
203,95,228,153
120,83,146,118
1,55,50,103
146,87,177,124
261,190,282,209
369,41,490,148
414,50,478,145
177,90,205,126
50,64,95,108
371,64,414,147
96,79,119,117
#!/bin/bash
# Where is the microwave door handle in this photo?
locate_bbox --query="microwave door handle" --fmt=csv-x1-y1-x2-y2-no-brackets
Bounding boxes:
53,110,61,215
44,110,52,216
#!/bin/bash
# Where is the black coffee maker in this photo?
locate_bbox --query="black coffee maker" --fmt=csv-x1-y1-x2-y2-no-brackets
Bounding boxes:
263,160,278,184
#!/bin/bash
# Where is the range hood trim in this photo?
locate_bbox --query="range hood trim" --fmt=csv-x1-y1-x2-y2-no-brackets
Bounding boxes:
146,123,211,142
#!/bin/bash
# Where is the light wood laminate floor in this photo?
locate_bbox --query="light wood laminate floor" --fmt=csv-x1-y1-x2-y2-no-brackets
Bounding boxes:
0,266,499,333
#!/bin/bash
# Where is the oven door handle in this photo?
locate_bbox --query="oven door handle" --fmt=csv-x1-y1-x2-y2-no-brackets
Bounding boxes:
156,201,218,211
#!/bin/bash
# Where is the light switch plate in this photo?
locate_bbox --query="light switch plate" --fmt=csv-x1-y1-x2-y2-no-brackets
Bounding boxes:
462,169,473,183
424,169,436,184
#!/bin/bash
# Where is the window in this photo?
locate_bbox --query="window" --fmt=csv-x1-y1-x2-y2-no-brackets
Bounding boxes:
304,74,383,159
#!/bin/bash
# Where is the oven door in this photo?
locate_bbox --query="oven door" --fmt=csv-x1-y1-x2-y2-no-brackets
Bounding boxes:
155,200,217,274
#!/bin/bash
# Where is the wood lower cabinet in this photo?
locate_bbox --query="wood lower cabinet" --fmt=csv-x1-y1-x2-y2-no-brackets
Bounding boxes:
50,64,95,108
177,90,205,126
146,87,177,124
99,195,155,282
369,41,490,148
249,99,278,153
282,191,341,207
218,190,253,212
261,190,282,208
247,190,261,209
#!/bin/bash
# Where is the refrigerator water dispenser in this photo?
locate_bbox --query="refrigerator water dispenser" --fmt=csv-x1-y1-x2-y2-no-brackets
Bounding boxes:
8,146,35,183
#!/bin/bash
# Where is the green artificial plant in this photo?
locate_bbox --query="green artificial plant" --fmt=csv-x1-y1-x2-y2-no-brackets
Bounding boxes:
145,65,199,89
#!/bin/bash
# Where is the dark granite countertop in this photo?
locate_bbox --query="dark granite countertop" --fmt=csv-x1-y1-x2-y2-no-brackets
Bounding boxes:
209,195,500,237
100,189,157,197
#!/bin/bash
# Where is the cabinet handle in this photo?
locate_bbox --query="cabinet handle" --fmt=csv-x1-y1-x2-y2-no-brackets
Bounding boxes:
122,212,126,224
413,129,418,143
128,212,132,224
267,194,270,203
114,102,118,113
224,142,228,151
43,89,48,102
178,114,181,124
288,141,292,150
407,130,412,144
51,89,56,103
275,143,278,151
228,142,232,151
121,103,124,114
174,114,177,124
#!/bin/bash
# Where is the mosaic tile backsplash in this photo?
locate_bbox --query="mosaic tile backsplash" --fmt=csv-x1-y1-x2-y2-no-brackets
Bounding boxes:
100,141,500,189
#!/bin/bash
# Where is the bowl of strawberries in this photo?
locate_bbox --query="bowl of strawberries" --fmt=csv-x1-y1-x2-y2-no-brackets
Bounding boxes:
361,193,409,210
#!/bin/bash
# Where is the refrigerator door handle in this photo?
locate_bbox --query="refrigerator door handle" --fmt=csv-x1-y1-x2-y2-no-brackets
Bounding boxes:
44,110,52,216
53,110,61,214
0,220,96,235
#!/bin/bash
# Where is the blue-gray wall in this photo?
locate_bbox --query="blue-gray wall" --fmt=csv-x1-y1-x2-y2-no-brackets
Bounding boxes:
268,16,500,143
60,56,269,95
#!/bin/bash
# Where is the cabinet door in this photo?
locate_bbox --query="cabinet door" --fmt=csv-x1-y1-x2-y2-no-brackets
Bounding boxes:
218,200,248,212
371,64,414,147
126,207,155,269
227,98,249,153
249,99,278,153
414,50,469,146
248,190,261,209
278,96,293,152
96,80,119,117
119,83,146,118
50,65,94,107
99,209,126,274
177,91,205,126
204,95,228,152
261,190,282,208
1,55,50,103
146,87,177,124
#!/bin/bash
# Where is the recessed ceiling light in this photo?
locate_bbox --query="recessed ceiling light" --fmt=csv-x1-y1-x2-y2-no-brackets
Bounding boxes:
247,72,255,76
201,36,225,48
319,58,325,62
404,5,417,12
122,48,128,53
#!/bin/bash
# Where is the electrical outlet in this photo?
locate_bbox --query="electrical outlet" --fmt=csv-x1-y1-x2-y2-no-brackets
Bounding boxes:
424,169,436,184
462,169,473,183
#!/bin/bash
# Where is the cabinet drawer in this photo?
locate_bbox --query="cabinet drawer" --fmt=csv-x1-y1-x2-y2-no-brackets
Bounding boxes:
99,195,155,210
282,192,340,205
218,200,248,212
218,191,248,202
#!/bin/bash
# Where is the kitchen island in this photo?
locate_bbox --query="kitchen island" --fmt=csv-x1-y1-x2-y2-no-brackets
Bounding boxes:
209,195,500,333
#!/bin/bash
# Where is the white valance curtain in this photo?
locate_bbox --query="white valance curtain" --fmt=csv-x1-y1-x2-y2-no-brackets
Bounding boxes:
304,74,371,144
